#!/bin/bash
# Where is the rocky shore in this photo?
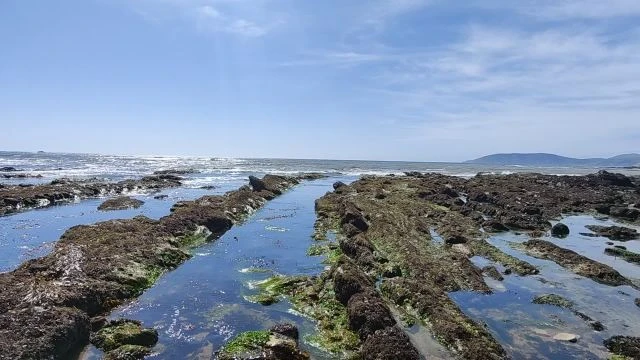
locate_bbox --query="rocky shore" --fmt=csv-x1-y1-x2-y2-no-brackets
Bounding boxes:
0,175,310,359
0,175,182,216
245,170,640,359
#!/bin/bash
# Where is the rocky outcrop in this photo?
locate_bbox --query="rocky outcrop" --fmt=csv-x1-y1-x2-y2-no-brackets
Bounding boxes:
0,175,304,359
98,196,144,211
314,175,507,360
216,324,309,360
551,223,570,238
0,175,182,216
90,319,158,359
0,166,19,172
604,336,640,358
522,239,632,286
584,225,639,241
153,169,199,175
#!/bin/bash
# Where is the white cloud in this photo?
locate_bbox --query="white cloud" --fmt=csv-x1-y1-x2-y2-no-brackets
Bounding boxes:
125,0,280,37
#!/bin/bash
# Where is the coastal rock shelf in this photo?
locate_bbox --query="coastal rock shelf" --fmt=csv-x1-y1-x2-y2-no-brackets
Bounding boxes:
0,175,183,216
0,175,309,359
277,171,640,359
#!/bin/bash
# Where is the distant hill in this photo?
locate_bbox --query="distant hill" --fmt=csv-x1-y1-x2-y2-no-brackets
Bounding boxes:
465,153,640,167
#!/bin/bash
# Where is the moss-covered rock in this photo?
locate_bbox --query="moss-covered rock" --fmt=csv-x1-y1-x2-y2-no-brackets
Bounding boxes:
604,247,640,264
217,326,310,360
90,319,158,352
604,336,640,359
104,344,151,360
532,294,575,309
98,196,144,211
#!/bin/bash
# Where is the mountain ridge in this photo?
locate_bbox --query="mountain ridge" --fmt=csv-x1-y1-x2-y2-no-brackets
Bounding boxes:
465,153,640,167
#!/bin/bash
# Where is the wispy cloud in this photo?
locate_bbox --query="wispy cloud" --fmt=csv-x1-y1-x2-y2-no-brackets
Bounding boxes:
124,0,282,37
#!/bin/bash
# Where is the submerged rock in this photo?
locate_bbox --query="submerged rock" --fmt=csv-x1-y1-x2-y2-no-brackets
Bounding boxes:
532,294,574,309
635,298,640,308
522,239,632,287
0,166,19,172
216,326,309,360
482,265,504,281
604,336,640,358
585,225,639,241
551,223,570,238
90,319,158,358
553,333,579,343
98,196,144,211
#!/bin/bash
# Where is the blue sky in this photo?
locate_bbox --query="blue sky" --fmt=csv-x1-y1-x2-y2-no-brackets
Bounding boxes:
1,0,639,161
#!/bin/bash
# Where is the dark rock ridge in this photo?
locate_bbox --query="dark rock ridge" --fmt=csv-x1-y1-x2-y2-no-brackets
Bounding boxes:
603,336,640,358
0,175,304,359
585,225,639,241
0,175,182,216
153,169,199,175
0,166,19,172
98,196,145,211
1,173,43,179
315,176,508,359
522,239,633,287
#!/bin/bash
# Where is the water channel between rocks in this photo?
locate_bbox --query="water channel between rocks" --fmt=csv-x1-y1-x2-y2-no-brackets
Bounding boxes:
80,177,351,359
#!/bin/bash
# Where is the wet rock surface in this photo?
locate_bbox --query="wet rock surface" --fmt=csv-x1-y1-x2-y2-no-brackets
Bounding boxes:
0,175,304,359
306,171,640,359
551,222,570,238
522,239,633,286
604,247,640,265
98,196,145,211
90,319,158,359
584,225,639,241
314,175,508,359
0,175,183,216
604,336,640,358
216,324,310,360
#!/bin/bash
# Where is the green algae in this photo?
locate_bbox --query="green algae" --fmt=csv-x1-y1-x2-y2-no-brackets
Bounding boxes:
113,262,165,296
472,239,538,275
176,230,209,249
91,320,158,352
103,344,151,360
605,247,640,264
218,330,270,357
532,294,575,309
307,243,329,256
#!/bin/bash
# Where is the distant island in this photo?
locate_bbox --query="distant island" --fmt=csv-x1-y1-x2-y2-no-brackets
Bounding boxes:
465,153,640,167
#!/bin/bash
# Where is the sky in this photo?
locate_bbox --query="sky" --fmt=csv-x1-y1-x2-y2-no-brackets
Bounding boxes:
1,0,639,162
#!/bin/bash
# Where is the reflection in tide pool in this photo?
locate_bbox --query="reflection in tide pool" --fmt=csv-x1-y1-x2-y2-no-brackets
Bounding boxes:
449,216,640,359
0,185,241,273
81,177,351,359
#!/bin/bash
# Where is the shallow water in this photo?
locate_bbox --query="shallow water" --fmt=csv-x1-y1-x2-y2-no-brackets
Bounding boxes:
0,185,245,272
80,177,351,359
450,217,640,359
